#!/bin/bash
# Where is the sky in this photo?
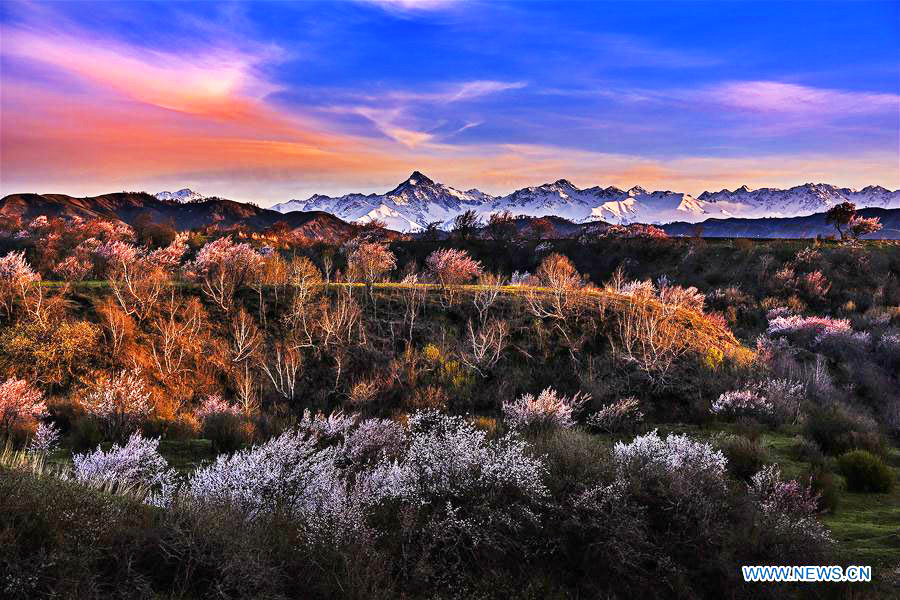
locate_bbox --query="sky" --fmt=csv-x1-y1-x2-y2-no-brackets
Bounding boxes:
1,0,898,205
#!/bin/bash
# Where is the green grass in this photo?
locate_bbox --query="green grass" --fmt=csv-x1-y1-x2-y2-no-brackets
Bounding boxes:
758,429,900,568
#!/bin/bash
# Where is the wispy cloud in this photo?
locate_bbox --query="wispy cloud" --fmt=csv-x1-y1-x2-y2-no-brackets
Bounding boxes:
355,0,459,14
707,81,899,115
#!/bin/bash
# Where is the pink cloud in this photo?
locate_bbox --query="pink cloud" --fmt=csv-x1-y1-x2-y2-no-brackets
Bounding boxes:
709,81,899,115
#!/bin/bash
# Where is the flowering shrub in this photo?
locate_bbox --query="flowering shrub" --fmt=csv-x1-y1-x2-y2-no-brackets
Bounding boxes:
146,232,189,270
502,387,589,430
767,315,850,338
340,417,405,466
297,409,358,441
748,466,833,559
613,429,727,492
185,429,365,543
710,389,774,420
425,248,483,287
0,251,41,318
80,369,153,440
27,422,61,455
93,240,140,278
759,378,805,424
508,270,532,286
367,410,549,552
186,237,263,310
72,433,176,507
345,241,396,284
603,224,668,239
815,328,872,357
879,333,900,368
53,255,93,281
195,394,242,421
586,397,644,433
0,378,47,437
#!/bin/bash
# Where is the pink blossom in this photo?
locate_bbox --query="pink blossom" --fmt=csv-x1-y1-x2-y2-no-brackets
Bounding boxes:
0,378,47,434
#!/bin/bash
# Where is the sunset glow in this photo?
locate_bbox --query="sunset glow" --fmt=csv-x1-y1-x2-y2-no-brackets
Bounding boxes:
1,0,897,203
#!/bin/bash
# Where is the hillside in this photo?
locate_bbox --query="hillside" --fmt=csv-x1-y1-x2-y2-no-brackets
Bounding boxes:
0,192,363,243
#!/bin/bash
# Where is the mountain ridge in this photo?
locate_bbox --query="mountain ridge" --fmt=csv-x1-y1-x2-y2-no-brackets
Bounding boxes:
271,172,900,232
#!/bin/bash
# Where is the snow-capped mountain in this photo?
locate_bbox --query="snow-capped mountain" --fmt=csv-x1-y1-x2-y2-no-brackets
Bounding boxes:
155,188,205,203
272,172,487,232
697,184,900,218
486,180,711,225
271,173,900,232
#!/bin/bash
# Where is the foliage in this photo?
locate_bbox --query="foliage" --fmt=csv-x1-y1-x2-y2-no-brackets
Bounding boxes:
425,248,483,286
837,450,895,493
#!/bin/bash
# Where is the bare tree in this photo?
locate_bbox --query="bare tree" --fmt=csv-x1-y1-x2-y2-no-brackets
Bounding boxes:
259,341,302,402
461,319,509,376
231,307,260,364
473,272,504,325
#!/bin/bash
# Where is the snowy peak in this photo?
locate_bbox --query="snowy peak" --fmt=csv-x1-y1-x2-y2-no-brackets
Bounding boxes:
697,183,900,218
155,188,204,203
270,173,900,232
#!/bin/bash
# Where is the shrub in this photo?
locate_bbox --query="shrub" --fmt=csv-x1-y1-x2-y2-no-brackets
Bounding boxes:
0,378,46,440
804,405,883,456
502,387,589,430
79,369,153,441
585,397,644,433
710,389,773,421
202,411,250,453
27,422,61,456
613,429,728,494
718,435,768,481
805,467,839,513
425,248,483,286
71,433,176,507
837,450,895,493
747,465,833,562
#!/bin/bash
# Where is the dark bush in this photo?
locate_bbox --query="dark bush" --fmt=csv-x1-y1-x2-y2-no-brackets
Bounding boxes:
837,450,895,493
202,412,250,453
803,405,883,456
805,467,840,513
69,416,104,451
718,435,768,481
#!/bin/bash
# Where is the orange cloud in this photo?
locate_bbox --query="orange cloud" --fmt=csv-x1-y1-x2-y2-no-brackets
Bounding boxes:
1,18,897,203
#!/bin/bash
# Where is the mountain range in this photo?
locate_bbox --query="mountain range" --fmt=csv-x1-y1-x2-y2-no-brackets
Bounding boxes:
270,172,900,232
3,189,899,241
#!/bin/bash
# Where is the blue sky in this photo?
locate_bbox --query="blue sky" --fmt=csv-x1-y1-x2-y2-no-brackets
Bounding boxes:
1,0,897,202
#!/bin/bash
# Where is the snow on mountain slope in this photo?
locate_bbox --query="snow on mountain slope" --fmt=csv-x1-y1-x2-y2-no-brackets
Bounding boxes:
487,181,714,225
155,188,205,203
272,172,489,232
270,173,900,232
697,184,900,218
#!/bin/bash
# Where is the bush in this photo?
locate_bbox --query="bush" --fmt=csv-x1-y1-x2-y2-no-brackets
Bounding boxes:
837,450,895,493
805,467,840,513
202,411,251,454
502,387,589,431
586,397,644,433
718,435,768,481
803,405,883,456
